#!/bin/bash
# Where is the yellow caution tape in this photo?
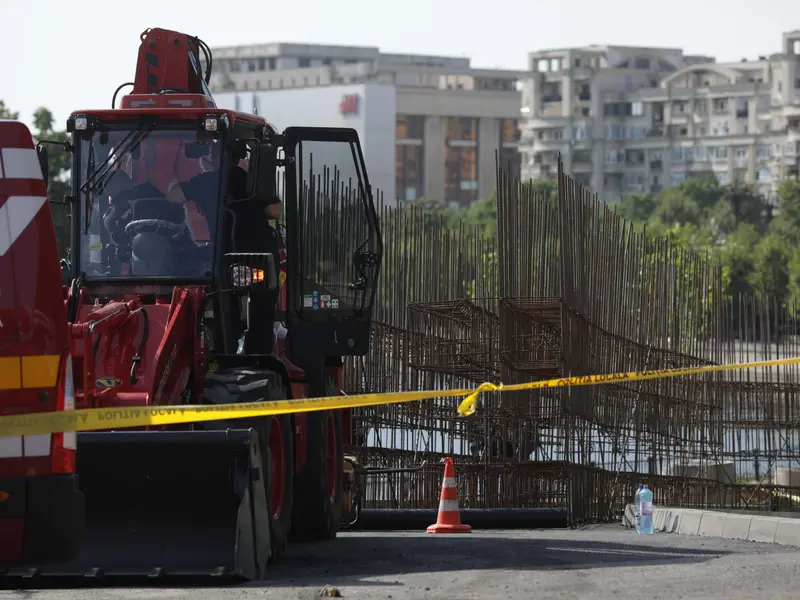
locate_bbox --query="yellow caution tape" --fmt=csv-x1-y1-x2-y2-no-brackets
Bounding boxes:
454,355,800,417
0,355,799,438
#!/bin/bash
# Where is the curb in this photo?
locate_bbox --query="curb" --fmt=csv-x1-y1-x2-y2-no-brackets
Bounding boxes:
622,504,800,546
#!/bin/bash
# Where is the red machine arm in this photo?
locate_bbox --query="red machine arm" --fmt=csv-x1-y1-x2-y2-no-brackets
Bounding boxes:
132,28,212,96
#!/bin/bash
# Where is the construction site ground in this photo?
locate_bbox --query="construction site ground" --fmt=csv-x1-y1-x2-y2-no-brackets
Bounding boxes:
2,526,798,600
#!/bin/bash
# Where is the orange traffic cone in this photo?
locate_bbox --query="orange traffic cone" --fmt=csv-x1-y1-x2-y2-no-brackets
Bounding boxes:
427,458,471,534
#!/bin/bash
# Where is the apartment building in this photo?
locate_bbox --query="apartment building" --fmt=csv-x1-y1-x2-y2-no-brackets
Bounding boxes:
519,31,800,204
206,43,525,206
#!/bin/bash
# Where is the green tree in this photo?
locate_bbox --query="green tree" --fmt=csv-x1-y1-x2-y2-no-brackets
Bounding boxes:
0,100,19,120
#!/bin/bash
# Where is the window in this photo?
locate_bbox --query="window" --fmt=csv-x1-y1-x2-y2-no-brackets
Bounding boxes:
396,145,424,202
444,146,478,205
258,58,267,71
248,60,257,72
735,147,748,159
298,57,311,68
712,119,729,136
445,117,478,141
756,168,772,182
501,119,520,143
672,171,687,183
628,126,646,139
631,102,644,117
716,170,728,185
396,115,424,140
694,99,707,115
715,147,728,159
624,173,644,187
229,60,242,73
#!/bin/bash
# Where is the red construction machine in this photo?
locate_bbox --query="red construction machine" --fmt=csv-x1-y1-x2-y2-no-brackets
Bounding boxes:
15,27,382,579
0,120,84,569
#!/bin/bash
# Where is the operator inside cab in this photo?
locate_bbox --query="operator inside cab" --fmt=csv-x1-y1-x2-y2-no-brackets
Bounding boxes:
101,135,248,275
226,147,283,355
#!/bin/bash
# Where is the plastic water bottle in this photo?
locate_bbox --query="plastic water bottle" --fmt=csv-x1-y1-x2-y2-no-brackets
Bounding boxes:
638,485,654,534
633,483,644,531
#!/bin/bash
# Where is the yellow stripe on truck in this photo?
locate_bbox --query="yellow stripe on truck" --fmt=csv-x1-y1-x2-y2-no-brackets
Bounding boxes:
0,355,60,390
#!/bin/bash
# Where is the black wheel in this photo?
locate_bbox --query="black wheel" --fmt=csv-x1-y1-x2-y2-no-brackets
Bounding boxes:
201,367,295,563
290,375,344,541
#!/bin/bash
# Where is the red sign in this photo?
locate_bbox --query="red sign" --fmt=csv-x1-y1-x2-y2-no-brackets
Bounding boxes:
339,94,359,115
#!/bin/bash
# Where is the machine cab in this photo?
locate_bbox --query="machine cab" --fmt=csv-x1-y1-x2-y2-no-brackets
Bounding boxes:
62,111,382,358
66,111,225,283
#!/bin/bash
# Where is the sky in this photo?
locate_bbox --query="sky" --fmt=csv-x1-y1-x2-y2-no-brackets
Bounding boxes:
1,0,798,129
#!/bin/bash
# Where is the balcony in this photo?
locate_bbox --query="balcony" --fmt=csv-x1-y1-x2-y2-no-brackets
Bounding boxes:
521,114,569,129
736,109,749,119
534,138,568,151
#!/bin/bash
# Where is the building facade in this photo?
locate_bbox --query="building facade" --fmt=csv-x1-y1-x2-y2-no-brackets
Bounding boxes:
519,31,800,204
206,43,524,206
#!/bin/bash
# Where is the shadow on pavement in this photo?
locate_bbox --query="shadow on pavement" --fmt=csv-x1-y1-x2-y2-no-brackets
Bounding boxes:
246,532,733,589
1,532,732,592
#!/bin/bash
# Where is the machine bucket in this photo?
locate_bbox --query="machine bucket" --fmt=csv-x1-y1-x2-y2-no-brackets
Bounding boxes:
24,429,271,580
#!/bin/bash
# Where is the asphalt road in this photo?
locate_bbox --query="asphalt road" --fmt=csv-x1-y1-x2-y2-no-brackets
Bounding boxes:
2,526,799,600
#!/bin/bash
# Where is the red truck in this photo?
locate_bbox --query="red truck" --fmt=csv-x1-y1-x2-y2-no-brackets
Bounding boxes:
0,119,84,570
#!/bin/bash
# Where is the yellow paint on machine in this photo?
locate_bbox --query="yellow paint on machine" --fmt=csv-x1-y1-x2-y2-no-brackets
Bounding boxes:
2,355,800,438
0,355,61,391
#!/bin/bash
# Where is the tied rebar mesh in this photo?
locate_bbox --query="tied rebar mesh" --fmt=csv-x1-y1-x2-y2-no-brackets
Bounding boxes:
329,152,800,524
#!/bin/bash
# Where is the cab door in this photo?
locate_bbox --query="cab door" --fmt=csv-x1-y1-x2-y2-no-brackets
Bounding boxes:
280,127,382,358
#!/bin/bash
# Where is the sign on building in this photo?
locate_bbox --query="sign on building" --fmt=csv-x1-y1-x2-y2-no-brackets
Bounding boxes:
339,94,359,116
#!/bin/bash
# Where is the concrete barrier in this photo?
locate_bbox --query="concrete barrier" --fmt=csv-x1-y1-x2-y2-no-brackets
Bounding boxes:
622,504,800,546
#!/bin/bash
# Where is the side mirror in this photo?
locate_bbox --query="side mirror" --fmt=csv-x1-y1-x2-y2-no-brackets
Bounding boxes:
36,145,50,191
252,143,278,203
